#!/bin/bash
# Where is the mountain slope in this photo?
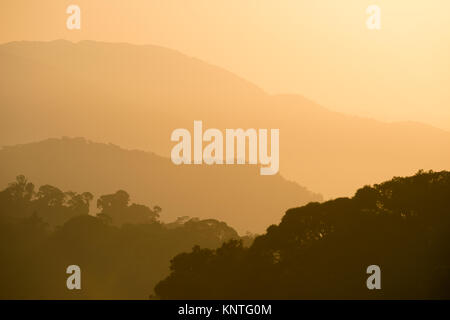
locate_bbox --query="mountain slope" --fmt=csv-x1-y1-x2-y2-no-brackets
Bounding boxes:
1,40,449,198
0,137,321,233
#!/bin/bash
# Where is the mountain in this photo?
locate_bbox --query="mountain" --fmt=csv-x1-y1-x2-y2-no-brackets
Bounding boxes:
1,40,450,198
0,137,321,233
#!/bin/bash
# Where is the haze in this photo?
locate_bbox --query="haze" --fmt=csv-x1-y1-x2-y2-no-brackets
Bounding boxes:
1,0,449,130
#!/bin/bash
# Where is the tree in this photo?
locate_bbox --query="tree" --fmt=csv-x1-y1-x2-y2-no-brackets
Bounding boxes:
97,190,161,225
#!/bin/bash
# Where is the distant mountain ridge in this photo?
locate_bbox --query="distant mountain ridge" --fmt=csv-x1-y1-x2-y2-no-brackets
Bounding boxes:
0,137,322,233
1,40,449,198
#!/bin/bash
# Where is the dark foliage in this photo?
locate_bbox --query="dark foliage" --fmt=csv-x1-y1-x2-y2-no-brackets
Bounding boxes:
155,170,450,299
0,176,240,299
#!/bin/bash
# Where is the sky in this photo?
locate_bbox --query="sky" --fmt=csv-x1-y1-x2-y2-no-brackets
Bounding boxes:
1,0,449,130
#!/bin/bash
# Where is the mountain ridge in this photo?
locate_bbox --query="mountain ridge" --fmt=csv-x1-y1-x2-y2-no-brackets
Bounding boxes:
0,137,322,233
1,40,449,198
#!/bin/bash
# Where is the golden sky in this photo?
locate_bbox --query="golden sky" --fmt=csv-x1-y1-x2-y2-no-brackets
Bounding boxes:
1,0,449,130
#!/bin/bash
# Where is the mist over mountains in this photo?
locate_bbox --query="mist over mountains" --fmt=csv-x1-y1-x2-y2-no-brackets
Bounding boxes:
1,40,450,199
0,137,321,233
1,38,450,301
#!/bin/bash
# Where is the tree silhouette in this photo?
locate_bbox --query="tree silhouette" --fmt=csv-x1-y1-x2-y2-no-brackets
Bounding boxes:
0,176,241,299
97,190,160,225
155,170,450,299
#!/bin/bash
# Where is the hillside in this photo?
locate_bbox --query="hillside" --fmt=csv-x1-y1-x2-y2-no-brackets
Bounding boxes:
1,40,450,198
0,137,321,233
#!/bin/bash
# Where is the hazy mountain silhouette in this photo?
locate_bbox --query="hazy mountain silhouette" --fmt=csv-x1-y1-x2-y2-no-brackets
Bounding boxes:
0,175,243,299
0,137,321,233
1,40,450,198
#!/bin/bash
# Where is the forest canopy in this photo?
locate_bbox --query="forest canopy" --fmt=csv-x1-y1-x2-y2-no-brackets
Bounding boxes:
154,170,450,299
1,171,449,299
0,175,243,299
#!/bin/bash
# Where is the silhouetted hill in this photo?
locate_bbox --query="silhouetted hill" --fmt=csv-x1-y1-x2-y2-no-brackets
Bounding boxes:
0,137,321,233
1,40,450,198
0,175,242,299
155,170,450,299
